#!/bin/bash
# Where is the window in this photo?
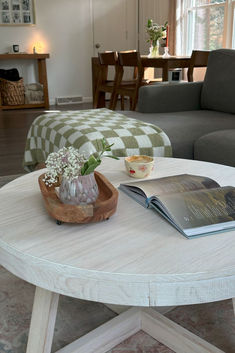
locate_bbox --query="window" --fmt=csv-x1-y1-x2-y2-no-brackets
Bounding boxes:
187,0,226,54
177,0,235,55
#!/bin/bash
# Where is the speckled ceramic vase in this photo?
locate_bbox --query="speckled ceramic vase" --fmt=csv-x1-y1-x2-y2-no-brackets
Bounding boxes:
59,173,99,205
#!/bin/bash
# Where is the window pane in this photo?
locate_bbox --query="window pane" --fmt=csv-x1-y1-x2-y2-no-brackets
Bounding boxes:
192,0,226,6
187,5,225,54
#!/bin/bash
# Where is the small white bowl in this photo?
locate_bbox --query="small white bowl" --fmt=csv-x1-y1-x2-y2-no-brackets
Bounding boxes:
125,155,154,178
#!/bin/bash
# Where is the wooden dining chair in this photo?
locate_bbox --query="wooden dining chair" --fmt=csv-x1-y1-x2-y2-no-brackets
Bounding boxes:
187,50,210,82
93,51,118,109
111,50,145,111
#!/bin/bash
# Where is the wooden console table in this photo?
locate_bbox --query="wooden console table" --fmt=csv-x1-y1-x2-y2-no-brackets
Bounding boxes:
0,53,50,110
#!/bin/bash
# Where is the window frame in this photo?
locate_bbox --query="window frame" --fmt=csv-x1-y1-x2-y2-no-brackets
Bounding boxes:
177,0,235,55
186,1,227,54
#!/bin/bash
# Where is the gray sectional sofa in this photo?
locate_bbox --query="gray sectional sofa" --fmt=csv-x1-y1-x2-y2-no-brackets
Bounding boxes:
123,49,235,166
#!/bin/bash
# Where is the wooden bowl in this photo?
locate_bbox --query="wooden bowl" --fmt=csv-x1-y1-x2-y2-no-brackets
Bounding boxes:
38,171,118,224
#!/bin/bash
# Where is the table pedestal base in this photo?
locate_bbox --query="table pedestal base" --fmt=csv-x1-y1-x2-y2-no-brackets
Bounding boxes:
26,286,227,353
105,303,175,315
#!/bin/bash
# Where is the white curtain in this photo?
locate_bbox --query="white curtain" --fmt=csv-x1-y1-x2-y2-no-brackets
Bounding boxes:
224,0,235,48
175,0,189,55
168,0,176,55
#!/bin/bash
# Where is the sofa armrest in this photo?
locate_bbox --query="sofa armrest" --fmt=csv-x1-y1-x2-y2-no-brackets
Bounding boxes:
138,82,203,113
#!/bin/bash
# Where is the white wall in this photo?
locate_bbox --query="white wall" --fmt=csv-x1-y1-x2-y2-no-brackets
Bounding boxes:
0,0,94,104
139,0,170,54
0,0,169,105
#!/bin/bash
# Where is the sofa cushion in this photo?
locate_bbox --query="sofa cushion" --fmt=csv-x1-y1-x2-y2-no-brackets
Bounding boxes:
194,130,235,167
201,49,235,114
122,110,235,160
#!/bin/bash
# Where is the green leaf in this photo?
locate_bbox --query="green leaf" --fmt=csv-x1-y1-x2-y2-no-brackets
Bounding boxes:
147,19,152,28
81,154,102,175
106,155,119,160
88,154,99,165
80,161,89,175
81,138,119,175
83,160,101,175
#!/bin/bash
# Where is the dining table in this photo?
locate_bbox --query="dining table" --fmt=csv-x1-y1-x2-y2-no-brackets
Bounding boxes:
91,55,191,107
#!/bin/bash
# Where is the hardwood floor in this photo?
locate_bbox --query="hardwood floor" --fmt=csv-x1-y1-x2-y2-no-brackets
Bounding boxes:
0,103,93,176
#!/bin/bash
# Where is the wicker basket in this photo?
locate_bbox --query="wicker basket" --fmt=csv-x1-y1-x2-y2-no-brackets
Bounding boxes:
0,78,25,105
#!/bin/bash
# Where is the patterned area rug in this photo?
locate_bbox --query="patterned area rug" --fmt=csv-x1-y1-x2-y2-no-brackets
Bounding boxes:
0,175,235,353
0,174,24,188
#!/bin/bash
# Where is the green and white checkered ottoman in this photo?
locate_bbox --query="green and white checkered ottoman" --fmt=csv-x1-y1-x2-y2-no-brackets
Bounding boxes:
23,108,172,171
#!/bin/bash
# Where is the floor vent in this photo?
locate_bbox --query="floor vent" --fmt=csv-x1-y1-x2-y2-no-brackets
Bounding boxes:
56,96,83,105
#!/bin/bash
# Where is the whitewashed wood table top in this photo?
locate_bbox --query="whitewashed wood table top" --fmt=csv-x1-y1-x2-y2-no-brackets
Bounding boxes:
1,157,235,307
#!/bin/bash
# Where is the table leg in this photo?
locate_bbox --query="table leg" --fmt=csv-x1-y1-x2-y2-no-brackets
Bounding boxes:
91,58,107,108
162,62,169,81
26,286,59,353
92,57,100,105
38,59,50,109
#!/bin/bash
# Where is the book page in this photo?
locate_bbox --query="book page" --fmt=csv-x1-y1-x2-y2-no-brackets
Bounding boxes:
121,174,220,199
157,186,235,234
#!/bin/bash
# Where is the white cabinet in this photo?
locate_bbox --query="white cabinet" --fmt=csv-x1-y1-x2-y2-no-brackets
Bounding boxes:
92,0,170,55
92,0,138,55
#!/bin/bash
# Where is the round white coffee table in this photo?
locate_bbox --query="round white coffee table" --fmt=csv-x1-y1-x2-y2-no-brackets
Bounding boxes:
0,157,234,353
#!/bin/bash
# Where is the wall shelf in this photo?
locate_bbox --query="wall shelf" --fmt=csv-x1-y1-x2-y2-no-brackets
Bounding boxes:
0,103,45,110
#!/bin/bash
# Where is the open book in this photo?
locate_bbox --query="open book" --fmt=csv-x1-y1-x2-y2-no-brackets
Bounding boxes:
119,174,235,238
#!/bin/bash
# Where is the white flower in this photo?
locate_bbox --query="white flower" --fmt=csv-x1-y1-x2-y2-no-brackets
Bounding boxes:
43,138,118,186
44,147,87,186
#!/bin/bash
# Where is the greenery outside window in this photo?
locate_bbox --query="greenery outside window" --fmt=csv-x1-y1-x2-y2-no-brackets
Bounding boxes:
177,0,235,55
